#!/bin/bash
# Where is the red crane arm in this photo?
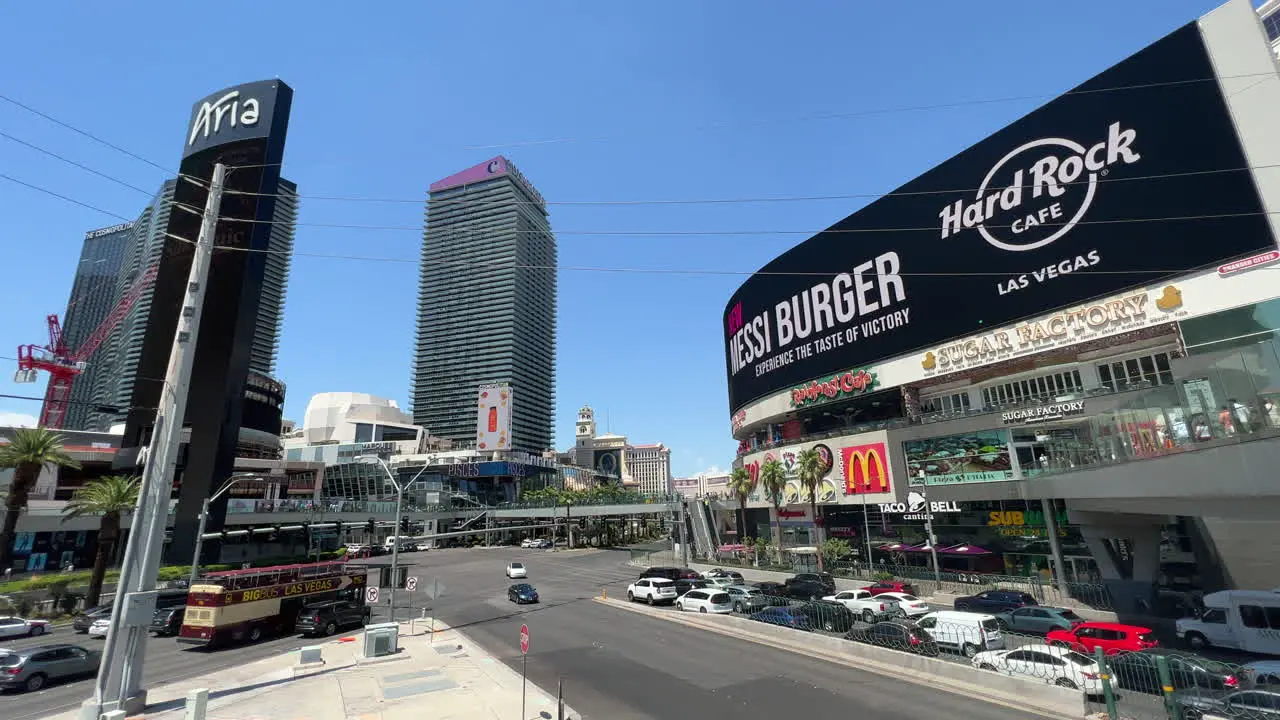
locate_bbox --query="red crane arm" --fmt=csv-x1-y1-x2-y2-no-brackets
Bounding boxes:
69,263,159,363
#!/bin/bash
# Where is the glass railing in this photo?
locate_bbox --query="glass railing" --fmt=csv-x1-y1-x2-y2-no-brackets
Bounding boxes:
502,493,682,510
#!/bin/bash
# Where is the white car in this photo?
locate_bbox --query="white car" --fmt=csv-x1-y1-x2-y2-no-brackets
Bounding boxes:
824,590,895,623
506,562,528,579
675,588,734,614
0,617,51,638
627,578,678,605
971,644,1103,693
88,618,112,639
878,591,931,617
702,576,736,589
520,539,537,548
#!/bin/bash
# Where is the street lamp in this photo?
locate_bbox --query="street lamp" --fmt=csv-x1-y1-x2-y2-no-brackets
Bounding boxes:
190,472,268,584
356,455,430,622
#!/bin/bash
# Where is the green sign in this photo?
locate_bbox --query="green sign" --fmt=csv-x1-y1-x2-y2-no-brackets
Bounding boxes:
790,369,877,408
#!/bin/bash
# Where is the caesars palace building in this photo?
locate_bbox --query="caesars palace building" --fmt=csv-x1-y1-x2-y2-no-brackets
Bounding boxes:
722,0,1280,614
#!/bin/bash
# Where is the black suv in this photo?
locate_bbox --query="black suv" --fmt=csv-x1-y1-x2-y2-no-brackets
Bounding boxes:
295,601,370,637
150,606,186,637
639,567,700,582
953,589,1038,614
786,573,836,594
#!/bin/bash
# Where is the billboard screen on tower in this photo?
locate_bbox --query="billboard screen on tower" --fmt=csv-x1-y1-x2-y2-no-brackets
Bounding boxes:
475,383,513,451
723,22,1276,413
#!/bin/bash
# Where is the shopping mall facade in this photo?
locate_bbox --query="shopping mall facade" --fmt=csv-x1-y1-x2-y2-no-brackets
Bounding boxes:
722,0,1280,614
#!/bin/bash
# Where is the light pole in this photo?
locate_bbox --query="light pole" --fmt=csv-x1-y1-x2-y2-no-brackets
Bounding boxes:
917,472,942,585
357,456,430,623
189,472,266,584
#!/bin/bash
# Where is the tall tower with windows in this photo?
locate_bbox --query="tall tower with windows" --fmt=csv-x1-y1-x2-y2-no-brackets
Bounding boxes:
573,405,596,466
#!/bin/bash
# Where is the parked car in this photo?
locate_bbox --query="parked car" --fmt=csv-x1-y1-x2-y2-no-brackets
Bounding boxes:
1107,649,1240,696
754,581,790,599
150,606,186,637
628,578,678,605
639,567,701,582
0,617,51,638
675,589,733,614
786,580,832,601
878,592,931,618
1243,661,1280,689
506,562,528,579
915,611,1005,658
1173,689,1280,719
748,606,812,631
863,580,917,597
995,606,1085,634
1046,622,1158,655
795,600,857,633
723,585,771,614
702,568,745,582
0,644,100,692
825,589,896,623
787,573,835,595
87,618,111,639
845,619,939,656
971,644,1103,692
295,600,370,637
507,583,539,604
954,589,1039,614
674,578,710,596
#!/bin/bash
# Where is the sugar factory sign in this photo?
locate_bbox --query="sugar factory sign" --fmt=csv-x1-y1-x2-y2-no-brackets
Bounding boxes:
1002,400,1086,425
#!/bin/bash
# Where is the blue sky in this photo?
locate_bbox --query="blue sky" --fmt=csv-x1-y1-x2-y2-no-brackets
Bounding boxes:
0,0,1235,475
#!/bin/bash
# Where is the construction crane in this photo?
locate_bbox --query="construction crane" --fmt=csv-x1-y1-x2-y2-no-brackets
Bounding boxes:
14,263,159,428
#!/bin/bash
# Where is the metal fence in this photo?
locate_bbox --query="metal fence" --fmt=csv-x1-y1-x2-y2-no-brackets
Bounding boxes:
632,592,1266,720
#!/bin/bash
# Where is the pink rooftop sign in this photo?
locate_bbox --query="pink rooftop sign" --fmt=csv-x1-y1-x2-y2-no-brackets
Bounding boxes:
429,156,509,193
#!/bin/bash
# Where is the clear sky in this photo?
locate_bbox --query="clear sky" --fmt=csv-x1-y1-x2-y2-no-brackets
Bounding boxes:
0,0,1236,476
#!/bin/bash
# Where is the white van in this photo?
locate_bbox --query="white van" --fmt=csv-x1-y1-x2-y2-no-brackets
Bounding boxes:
915,610,1005,658
1176,590,1280,655
384,536,417,552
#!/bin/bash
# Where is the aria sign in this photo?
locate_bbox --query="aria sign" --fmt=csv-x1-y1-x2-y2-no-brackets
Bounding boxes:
790,368,877,408
1001,400,1086,425
880,491,962,521
188,90,261,147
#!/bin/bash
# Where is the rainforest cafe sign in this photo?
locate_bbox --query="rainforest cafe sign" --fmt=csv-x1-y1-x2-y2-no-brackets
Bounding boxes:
790,368,876,408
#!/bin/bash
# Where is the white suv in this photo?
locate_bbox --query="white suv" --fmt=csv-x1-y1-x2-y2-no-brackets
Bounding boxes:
676,589,733,614
628,578,678,605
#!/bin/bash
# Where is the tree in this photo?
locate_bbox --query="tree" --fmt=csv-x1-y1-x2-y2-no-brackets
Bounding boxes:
820,538,852,570
0,428,80,569
758,459,787,561
795,447,828,571
727,467,754,544
61,475,140,607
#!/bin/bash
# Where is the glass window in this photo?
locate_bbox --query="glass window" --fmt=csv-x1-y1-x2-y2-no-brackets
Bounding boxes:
1240,605,1267,629
354,423,373,443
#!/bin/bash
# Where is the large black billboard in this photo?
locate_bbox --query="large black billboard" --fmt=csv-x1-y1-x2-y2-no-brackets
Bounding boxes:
723,22,1275,413
117,80,292,563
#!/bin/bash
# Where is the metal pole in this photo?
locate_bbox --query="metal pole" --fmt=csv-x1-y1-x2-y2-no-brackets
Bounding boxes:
558,677,564,720
924,511,941,585
1040,498,1071,601
861,490,873,571
521,654,527,720
188,498,210,585
678,500,690,567
390,482,403,623
86,163,227,719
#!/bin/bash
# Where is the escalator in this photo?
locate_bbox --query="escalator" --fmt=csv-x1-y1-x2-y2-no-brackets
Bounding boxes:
688,500,717,559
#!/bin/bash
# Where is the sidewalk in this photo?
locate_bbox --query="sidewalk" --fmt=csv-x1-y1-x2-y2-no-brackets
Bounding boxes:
50,620,577,720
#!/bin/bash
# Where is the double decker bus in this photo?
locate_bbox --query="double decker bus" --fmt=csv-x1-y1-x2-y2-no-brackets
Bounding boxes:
178,560,368,647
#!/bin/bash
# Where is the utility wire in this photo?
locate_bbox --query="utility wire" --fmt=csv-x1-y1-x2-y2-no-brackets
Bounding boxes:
0,93,176,174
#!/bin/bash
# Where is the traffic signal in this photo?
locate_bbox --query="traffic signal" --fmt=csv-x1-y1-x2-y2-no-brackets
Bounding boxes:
400,517,410,534
366,517,376,534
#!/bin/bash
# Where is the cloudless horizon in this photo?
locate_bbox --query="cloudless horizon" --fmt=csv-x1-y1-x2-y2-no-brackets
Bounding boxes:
0,0,1242,476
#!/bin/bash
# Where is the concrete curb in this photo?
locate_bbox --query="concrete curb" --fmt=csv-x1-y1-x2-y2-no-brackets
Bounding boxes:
594,596,1088,720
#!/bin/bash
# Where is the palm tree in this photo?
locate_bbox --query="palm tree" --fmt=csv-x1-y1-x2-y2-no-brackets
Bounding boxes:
0,428,80,569
758,459,787,562
795,447,828,571
727,467,753,545
62,475,140,607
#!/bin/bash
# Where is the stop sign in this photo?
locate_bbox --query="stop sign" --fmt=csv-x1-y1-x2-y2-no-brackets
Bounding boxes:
519,624,529,655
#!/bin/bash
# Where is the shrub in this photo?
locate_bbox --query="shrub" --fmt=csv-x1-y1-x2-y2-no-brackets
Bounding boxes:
59,593,81,615
15,596,34,617
873,571,895,582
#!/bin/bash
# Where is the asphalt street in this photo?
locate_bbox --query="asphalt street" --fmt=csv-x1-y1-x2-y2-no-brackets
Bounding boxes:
0,547,1048,720
398,546,1048,720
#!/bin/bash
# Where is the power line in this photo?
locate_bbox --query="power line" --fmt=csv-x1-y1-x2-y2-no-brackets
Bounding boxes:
215,164,1280,209
0,129,157,196
0,93,175,175
460,72,1280,150
0,172,134,221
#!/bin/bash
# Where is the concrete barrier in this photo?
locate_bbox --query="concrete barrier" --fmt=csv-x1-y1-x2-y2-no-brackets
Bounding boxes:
598,597,1088,719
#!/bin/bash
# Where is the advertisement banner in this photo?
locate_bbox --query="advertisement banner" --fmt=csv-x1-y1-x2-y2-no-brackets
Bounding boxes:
475,383,513,451
742,433,887,504
593,448,622,478
842,443,892,496
903,429,1014,486
722,22,1273,413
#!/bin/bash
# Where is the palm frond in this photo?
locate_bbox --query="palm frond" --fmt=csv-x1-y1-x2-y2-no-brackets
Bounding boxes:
62,475,141,521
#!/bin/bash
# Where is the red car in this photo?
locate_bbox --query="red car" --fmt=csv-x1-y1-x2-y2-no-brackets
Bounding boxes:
1047,622,1158,655
863,581,916,597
